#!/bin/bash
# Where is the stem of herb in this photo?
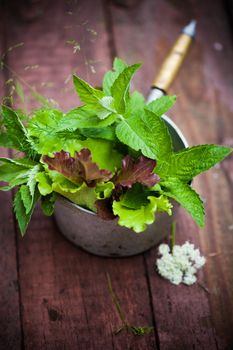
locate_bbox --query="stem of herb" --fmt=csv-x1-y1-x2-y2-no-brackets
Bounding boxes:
170,221,176,252
106,273,128,327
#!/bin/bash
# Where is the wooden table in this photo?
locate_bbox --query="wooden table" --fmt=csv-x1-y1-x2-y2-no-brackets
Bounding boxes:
0,0,232,349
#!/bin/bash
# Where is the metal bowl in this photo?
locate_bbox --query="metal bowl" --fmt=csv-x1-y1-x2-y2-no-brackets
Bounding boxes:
54,116,188,257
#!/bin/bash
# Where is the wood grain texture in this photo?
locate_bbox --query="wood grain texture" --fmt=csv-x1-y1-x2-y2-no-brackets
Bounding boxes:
109,0,233,348
0,8,22,349
0,0,232,349
3,0,157,348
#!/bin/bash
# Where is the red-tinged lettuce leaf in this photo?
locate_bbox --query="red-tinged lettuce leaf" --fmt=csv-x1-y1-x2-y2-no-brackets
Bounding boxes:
95,198,116,220
43,149,113,187
116,155,160,188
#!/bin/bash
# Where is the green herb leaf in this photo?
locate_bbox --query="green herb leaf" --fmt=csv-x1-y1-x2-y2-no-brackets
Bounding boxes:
146,95,176,116
160,178,205,227
80,126,116,141
1,106,36,156
116,108,173,160
141,109,173,159
41,192,56,216
124,91,145,119
116,115,156,159
0,132,15,148
159,144,233,181
103,58,128,95
73,74,104,105
63,106,117,130
14,187,40,236
20,185,33,214
111,64,141,114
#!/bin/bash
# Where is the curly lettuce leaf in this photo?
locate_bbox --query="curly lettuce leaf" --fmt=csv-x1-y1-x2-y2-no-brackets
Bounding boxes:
112,195,172,233
43,149,113,186
95,181,115,200
36,172,53,196
53,181,97,212
116,154,160,188
79,139,123,173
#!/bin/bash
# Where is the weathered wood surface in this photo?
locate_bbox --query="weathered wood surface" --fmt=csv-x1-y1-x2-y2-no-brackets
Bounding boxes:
110,0,233,348
0,9,22,350
0,0,232,349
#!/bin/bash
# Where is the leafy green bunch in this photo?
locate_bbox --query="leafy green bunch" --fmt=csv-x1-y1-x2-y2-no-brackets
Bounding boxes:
0,58,232,235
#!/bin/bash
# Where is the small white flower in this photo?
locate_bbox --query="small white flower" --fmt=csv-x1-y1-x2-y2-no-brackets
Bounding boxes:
156,241,205,286
183,273,197,285
158,244,170,255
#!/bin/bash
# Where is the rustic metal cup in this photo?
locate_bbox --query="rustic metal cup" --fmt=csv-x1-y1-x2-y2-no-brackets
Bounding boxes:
54,115,188,257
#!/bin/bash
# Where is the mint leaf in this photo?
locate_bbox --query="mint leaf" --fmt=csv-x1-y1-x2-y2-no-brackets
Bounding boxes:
111,64,141,114
160,178,205,227
146,95,176,116
63,106,117,129
141,109,173,159
103,58,128,95
116,115,155,159
14,187,40,236
124,91,145,119
73,74,104,105
159,144,233,180
116,109,173,160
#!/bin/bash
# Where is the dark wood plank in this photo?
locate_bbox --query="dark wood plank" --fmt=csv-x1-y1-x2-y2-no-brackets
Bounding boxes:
0,8,22,350
110,0,233,348
4,0,157,348
0,152,22,350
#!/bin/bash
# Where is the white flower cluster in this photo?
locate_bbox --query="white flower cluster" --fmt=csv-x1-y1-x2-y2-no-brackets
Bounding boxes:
156,242,206,285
